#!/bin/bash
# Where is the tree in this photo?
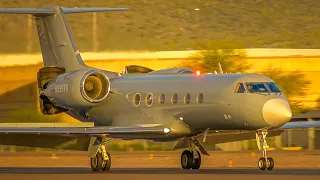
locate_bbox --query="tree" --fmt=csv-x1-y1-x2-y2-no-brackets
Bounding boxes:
261,67,311,114
180,40,311,114
316,97,320,109
181,40,251,73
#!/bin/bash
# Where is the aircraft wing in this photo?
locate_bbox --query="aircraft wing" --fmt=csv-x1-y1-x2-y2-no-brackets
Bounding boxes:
174,129,285,151
0,126,170,136
174,120,320,151
193,120,320,146
279,121,320,129
0,125,171,151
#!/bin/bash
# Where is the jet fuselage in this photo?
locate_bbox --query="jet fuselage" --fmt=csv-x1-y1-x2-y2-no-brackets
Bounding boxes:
78,72,292,140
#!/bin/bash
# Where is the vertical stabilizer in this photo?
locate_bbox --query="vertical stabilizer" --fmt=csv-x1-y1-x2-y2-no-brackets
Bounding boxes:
0,7,129,72
35,7,85,71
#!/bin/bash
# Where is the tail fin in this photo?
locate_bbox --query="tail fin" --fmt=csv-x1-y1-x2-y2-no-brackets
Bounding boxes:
0,7,129,72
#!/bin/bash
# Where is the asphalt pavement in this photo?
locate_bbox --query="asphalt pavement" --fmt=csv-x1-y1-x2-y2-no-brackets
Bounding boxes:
0,151,319,180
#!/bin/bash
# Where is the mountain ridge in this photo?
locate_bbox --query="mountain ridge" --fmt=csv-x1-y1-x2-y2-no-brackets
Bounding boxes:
0,0,319,53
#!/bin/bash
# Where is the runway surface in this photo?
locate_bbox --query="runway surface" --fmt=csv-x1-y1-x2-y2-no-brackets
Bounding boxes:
0,151,319,179
0,167,319,180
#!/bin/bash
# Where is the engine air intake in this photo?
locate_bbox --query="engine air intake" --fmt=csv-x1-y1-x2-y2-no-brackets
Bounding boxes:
81,71,110,103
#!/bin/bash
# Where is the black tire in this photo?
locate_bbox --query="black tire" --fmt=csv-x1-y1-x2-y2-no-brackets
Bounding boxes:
258,157,267,170
91,152,103,172
191,151,201,169
181,150,193,169
101,152,112,171
266,157,274,170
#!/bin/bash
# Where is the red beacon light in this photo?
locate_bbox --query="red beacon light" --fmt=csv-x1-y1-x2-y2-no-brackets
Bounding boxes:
196,70,201,76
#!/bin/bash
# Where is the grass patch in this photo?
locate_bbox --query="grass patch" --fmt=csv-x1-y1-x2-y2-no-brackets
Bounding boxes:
0,0,318,53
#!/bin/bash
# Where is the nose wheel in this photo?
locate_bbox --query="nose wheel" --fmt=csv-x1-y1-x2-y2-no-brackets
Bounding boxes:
258,157,274,170
256,131,274,171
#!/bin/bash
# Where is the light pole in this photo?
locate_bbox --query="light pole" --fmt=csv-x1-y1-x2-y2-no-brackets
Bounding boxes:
92,12,98,52
27,15,32,53
194,8,200,27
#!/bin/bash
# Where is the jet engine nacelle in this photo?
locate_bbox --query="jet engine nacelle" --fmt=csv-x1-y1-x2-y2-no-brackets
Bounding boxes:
43,69,110,109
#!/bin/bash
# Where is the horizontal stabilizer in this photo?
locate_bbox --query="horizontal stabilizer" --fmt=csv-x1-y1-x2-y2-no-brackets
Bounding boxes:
0,7,129,15
0,8,55,15
63,8,130,14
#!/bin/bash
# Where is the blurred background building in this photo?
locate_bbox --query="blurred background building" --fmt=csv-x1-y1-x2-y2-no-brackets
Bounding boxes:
0,49,319,151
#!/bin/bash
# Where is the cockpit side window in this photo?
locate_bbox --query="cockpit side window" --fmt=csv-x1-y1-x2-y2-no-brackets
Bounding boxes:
266,82,281,92
235,83,246,93
246,83,268,93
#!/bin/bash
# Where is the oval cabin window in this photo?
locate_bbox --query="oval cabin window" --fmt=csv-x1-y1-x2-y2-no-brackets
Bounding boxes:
197,93,203,104
171,93,178,105
158,94,165,105
145,93,153,107
133,93,141,107
184,93,191,104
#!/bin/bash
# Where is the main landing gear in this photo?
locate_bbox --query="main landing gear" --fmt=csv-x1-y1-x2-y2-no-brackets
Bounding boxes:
256,131,274,170
180,137,203,169
90,144,111,172
181,150,201,169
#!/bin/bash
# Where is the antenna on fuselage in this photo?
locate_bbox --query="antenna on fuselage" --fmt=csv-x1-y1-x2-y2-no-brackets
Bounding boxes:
218,63,224,74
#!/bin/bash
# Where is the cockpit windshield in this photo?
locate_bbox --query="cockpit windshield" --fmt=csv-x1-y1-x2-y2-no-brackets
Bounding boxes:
245,83,268,93
243,82,282,93
266,82,281,92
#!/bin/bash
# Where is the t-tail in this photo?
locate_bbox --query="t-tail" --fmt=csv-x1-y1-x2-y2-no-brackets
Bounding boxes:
0,7,129,72
0,7,128,117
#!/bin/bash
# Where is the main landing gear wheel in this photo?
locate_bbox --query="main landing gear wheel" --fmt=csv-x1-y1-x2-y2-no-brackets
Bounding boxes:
91,151,112,172
101,152,111,171
192,151,201,169
91,152,103,172
256,131,275,171
181,150,201,169
181,150,192,169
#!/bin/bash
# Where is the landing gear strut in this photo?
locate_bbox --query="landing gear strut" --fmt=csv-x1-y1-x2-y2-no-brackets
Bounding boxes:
256,131,274,170
180,137,202,169
90,144,111,172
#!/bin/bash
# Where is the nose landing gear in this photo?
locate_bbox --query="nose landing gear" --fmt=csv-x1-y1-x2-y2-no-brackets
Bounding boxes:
256,131,274,170
258,157,274,170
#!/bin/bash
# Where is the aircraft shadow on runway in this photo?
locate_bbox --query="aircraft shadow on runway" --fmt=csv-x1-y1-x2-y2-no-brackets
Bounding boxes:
0,167,319,175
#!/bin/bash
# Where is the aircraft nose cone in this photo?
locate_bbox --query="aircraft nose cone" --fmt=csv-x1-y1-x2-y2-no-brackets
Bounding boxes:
263,98,292,127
